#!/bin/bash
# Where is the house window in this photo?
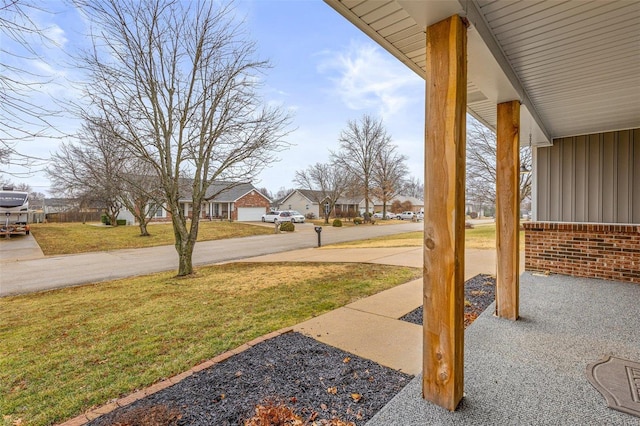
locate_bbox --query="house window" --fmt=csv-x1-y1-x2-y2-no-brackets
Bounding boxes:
149,204,164,218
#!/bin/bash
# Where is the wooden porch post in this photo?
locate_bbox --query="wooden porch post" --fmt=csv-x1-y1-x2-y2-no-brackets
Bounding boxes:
496,100,520,320
423,14,467,411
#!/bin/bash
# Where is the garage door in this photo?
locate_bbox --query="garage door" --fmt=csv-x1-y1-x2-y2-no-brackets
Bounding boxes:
237,207,265,222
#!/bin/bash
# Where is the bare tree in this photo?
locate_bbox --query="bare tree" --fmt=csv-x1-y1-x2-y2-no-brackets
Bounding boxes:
47,119,125,226
466,118,532,210
74,0,291,275
256,187,273,200
274,187,293,202
371,145,408,219
294,162,350,224
331,114,391,215
403,176,424,199
0,0,60,174
118,163,165,236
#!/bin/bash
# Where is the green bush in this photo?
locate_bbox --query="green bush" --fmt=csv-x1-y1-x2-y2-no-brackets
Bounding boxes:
332,219,343,227
101,214,110,225
353,217,363,225
116,219,127,226
279,221,295,232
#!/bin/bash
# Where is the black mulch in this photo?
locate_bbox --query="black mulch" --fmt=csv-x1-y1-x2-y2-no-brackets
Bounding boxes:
400,274,496,327
88,332,412,426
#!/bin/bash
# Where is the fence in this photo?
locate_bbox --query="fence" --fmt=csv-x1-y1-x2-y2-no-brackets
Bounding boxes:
40,211,103,223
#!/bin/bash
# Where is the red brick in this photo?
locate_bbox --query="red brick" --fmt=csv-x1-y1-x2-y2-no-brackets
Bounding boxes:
57,414,89,426
524,222,640,284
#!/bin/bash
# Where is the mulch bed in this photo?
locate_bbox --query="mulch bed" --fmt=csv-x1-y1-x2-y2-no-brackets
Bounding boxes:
400,274,496,327
88,275,496,426
88,332,411,426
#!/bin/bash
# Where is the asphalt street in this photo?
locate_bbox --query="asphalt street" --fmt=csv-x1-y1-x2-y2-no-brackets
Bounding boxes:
0,221,422,297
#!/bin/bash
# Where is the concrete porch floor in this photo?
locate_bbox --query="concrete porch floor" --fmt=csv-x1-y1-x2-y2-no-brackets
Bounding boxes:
367,272,640,425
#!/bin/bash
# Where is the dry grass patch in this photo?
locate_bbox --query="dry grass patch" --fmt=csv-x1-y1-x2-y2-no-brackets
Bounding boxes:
322,231,422,249
324,224,525,250
29,221,273,255
0,262,420,426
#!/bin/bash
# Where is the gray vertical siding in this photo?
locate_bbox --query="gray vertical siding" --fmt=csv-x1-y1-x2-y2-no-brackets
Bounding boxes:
536,128,639,224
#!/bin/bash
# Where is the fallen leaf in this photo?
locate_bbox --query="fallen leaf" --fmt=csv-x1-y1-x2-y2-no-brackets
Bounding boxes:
343,357,351,363
320,403,328,410
350,393,362,403
327,387,337,395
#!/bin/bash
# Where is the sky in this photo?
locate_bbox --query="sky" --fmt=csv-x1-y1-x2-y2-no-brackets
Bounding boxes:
3,0,426,197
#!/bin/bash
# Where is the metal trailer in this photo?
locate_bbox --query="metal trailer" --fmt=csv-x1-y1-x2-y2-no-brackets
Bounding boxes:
0,188,30,237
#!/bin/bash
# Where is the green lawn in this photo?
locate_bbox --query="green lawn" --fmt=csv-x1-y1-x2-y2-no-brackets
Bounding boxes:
0,262,421,426
29,221,274,255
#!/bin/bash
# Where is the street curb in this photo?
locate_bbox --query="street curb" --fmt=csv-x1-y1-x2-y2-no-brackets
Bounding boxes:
56,327,294,426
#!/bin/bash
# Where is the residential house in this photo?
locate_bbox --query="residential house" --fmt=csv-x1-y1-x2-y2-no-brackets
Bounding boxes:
372,195,424,214
334,196,363,218
123,181,270,223
277,189,326,218
278,189,364,218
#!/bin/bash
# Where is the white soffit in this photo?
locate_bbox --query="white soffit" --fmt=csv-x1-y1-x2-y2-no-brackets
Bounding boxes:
476,0,640,139
324,0,640,144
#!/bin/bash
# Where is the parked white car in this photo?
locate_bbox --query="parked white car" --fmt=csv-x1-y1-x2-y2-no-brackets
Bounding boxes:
398,211,415,220
285,210,306,223
261,210,305,223
373,212,396,219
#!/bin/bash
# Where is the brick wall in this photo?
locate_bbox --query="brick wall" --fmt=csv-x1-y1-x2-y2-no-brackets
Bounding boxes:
232,191,270,221
524,222,640,284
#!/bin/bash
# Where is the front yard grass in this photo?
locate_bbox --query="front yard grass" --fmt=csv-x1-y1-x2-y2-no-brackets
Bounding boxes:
327,223,525,250
0,262,421,426
29,221,274,255
308,218,409,227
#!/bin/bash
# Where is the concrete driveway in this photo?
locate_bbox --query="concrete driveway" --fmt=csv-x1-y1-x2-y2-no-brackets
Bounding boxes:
0,233,44,262
0,221,423,297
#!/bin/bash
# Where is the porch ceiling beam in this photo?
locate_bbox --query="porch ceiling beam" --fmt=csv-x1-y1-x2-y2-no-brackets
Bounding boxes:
460,0,552,142
423,14,467,411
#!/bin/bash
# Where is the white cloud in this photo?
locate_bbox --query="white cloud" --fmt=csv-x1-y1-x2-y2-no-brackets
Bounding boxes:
44,24,68,48
316,41,421,120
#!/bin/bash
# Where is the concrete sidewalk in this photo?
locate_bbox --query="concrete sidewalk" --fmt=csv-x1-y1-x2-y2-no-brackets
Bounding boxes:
241,247,512,375
242,246,509,281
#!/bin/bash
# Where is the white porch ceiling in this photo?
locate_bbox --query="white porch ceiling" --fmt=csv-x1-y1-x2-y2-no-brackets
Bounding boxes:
324,0,640,147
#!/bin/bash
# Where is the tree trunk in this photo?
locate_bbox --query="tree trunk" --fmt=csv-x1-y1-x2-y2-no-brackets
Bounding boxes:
173,201,201,276
174,229,196,276
177,242,194,275
382,195,388,219
109,211,119,227
364,186,370,216
138,222,150,236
